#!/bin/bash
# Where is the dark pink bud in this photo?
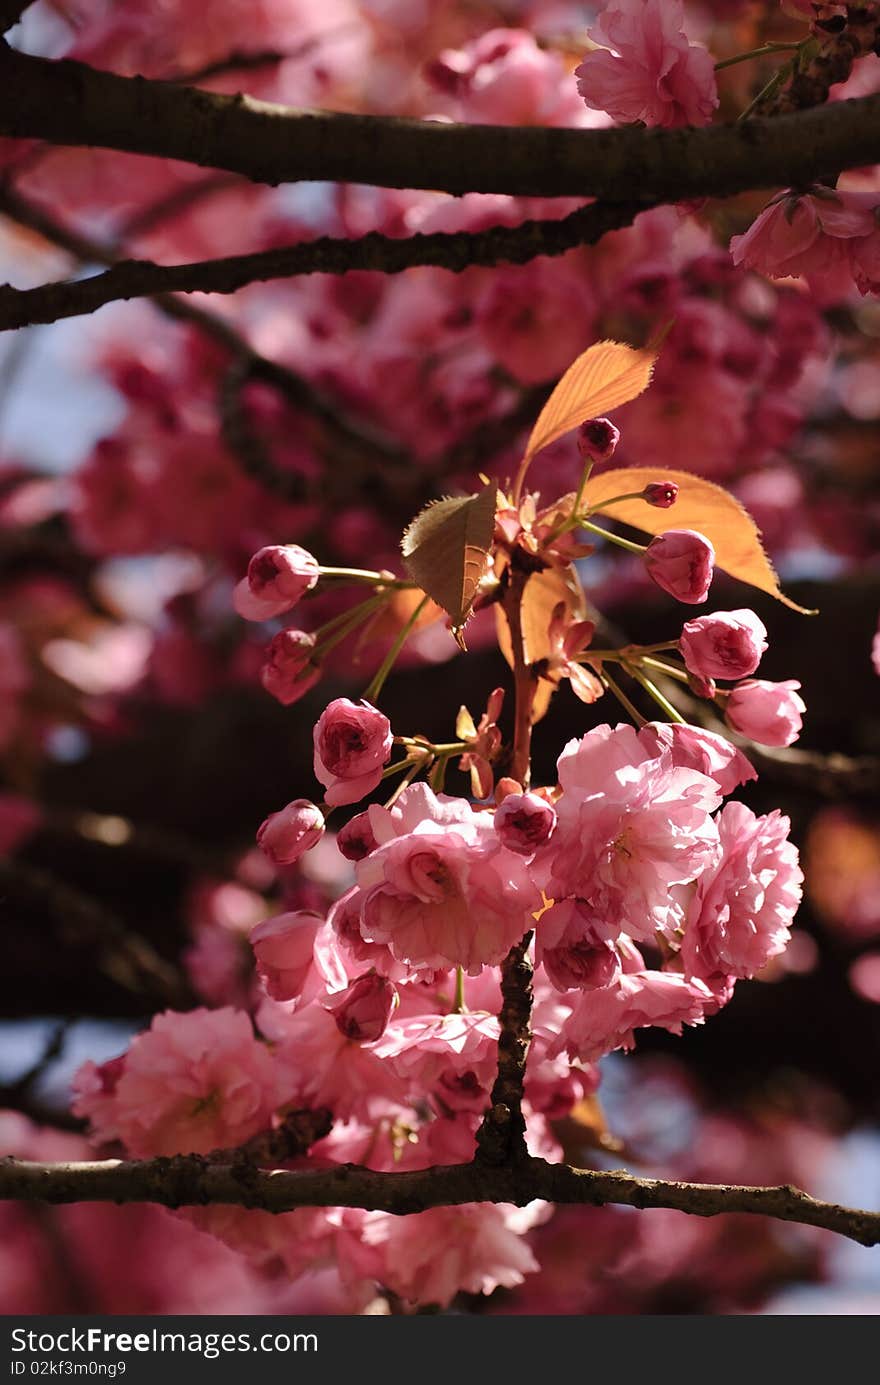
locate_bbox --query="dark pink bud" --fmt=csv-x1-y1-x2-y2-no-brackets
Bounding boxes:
494,792,557,855
644,529,715,604
261,630,321,706
329,972,397,1043
642,480,679,509
577,417,620,465
247,544,319,611
256,798,324,865
337,810,379,861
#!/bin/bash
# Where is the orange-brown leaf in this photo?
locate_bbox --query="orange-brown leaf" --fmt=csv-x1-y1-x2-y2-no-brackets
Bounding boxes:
495,563,589,723
523,338,659,465
400,487,496,637
583,467,815,613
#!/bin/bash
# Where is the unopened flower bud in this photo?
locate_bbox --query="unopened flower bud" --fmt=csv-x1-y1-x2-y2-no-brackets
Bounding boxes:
494,777,523,805
337,810,379,861
680,609,768,681
247,544,319,611
642,480,679,509
256,799,324,865
577,417,620,465
494,792,557,855
329,972,397,1043
261,630,321,706
644,529,715,604
725,678,805,747
313,699,393,808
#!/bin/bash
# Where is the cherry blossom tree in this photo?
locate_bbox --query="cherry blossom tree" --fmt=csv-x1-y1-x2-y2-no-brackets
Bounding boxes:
1,0,880,1315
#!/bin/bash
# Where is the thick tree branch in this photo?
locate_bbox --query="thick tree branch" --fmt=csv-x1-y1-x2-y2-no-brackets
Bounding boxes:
0,201,640,332
3,44,880,199
1,1154,878,1246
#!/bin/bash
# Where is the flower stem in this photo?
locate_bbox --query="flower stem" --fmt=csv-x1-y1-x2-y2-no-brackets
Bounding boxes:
583,490,647,515
624,663,686,723
313,593,388,658
362,593,430,704
577,518,647,556
452,966,467,1015
601,668,647,727
639,655,691,683
738,61,792,122
714,41,802,72
318,567,415,589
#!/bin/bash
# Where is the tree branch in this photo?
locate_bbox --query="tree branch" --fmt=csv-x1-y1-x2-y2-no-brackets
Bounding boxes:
3,44,880,199
0,184,409,479
0,201,640,332
1,1153,878,1246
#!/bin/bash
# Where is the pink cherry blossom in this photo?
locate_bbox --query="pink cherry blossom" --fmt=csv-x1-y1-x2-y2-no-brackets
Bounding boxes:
725,678,806,746
553,968,713,1062
313,698,393,807
644,529,715,603
540,724,721,943
494,792,557,855
250,911,348,1004
110,1008,277,1157
356,809,543,974
679,609,768,680
380,1010,500,1112
356,1203,541,1307
730,188,880,293
535,899,622,992
327,972,398,1043
256,798,324,865
681,802,802,981
273,1000,407,1121
70,1055,127,1147
637,721,756,795
576,0,718,129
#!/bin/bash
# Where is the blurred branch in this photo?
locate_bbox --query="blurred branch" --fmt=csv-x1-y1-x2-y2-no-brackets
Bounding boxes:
3,44,880,198
1,1153,878,1246
0,183,408,477
0,857,191,1008
0,201,641,331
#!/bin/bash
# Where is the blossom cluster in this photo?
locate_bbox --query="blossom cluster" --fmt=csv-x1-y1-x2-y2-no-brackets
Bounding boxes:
73,713,802,1306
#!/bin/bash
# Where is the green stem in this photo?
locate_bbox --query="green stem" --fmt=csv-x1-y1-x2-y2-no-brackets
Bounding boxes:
452,966,467,1015
362,593,430,703
383,760,421,808
577,518,647,556
624,663,686,724
314,593,388,657
318,567,415,589
583,490,647,515
314,592,388,641
738,61,792,123
601,669,647,728
640,655,691,683
714,41,802,72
